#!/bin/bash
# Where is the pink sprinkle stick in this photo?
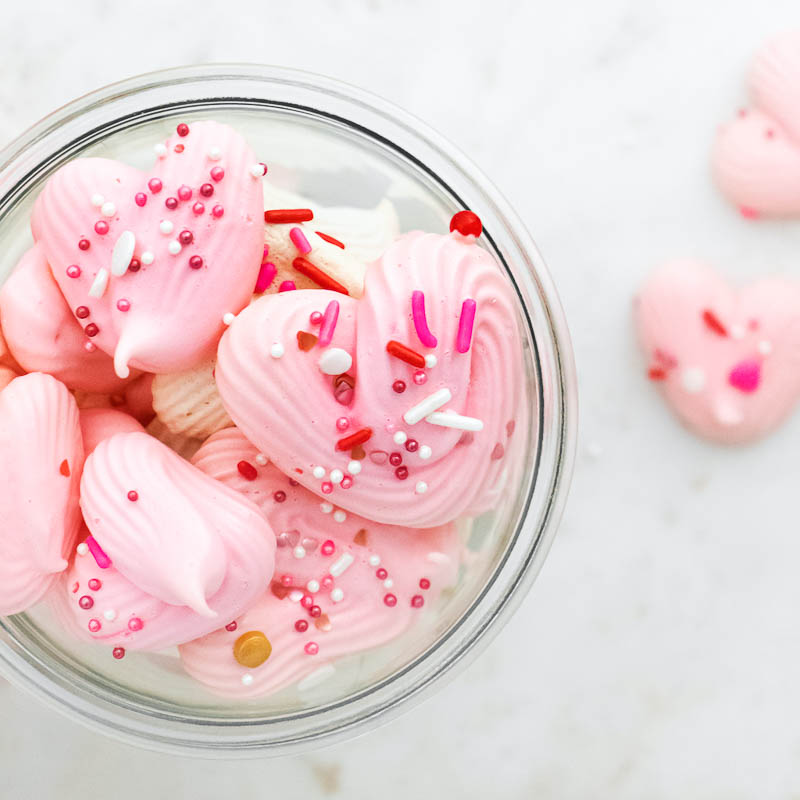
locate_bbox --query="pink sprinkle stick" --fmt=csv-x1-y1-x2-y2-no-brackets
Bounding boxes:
255,261,277,293
456,299,477,353
85,535,112,569
318,300,340,347
289,227,312,255
411,290,438,348
278,281,296,292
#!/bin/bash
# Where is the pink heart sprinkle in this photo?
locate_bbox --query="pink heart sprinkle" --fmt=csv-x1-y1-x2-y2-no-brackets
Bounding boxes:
728,360,761,393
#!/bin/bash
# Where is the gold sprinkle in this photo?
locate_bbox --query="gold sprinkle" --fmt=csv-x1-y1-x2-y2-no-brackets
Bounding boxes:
233,630,272,668
315,614,332,632
351,444,366,460
297,331,318,351
353,528,368,546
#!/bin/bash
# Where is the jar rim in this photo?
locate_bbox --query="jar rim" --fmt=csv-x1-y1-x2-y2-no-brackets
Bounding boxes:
0,63,577,756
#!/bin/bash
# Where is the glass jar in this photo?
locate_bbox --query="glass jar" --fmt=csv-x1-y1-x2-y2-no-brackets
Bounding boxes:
0,65,577,755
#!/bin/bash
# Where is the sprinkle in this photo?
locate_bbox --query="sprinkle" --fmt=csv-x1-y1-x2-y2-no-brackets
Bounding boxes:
758,340,773,355
148,178,163,193
94,220,109,235
425,354,437,368
177,123,190,136
111,230,136,276
347,460,362,475
681,367,706,393
320,502,333,513
273,490,286,502
88,269,110,298
456,299,477,353
265,209,313,224
279,281,297,292
702,309,728,337
648,367,667,381
293,257,349,294
66,265,81,279
386,340,425,368
321,540,335,556
129,617,144,631
249,163,266,178
405,439,419,452
307,580,320,593
84,323,99,338
450,210,482,237
290,227,312,254
77,543,89,556
159,220,174,235
78,238,91,250
411,291,438,347
426,411,484,431
316,231,345,248
419,578,431,590
87,579,101,591
413,370,427,385
86,536,112,569
189,255,203,269
212,205,224,218
289,590,303,602
729,360,761,393
391,431,407,446
319,348,352,375
336,417,350,432
223,312,236,325
233,631,272,668
330,469,344,483
192,202,205,215
294,546,306,559
333,510,347,523
177,185,192,201
75,306,90,319
384,594,397,607
78,595,94,610
135,192,147,207
395,466,409,480
411,595,424,608
305,642,319,656
416,481,428,494
101,201,116,218
255,453,268,466
154,143,168,157
295,619,309,632
90,193,104,207
116,299,130,312
88,619,101,633
321,481,333,494
368,554,380,567
200,183,214,198
210,167,225,182
392,380,406,393
208,146,222,160
403,388,452,425
237,460,258,480
168,241,182,255
141,251,154,265
103,609,117,621
270,342,284,358
128,489,139,502
112,647,126,661
313,466,326,479
331,588,344,603
330,553,354,577
383,579,394,589
241,675,254,686
255,261,277,293
336,428,373,451
318,300,340,347
389,452,403,467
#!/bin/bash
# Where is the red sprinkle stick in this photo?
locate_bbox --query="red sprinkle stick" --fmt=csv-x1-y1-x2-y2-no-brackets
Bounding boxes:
386,340,426,368
648,367,668,381
264,209,313,223
336,428,373,451
316,231,345,249
293,257,349,295
702,309,727,337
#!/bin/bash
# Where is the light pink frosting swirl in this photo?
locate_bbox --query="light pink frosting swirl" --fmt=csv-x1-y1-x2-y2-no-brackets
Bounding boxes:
62,432,275,649
0,373,83,614
216,231,522,528
31,121,264,377
180,427,460,697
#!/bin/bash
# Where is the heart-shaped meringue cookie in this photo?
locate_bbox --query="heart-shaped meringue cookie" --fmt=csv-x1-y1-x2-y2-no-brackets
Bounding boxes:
216,231,522,528
0,244,134,392
31,120,265,378
635,260,800,443
181,427,460,698
0,373,84,615
712,31,800,217
63,431,275,650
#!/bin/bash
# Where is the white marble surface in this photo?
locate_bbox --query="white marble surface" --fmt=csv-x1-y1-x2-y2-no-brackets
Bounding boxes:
3,1,800,797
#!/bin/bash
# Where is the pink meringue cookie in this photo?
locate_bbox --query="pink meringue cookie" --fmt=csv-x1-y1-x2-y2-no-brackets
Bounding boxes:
181,427,460,698
62,431,275,650
0,373,83,614
635,260,800,443
79,407,144,455
712,31,800,217
31,120,265,378
216,231,522,528
0,243,133,392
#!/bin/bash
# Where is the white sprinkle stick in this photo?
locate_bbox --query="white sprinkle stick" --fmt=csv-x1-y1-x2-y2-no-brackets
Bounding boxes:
88,268,109,298
110,230,136,276
329,552,354,577
426,411,484,431
403,388,452,425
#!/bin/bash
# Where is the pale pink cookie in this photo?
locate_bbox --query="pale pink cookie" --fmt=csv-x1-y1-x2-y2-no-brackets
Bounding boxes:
0,373,83,615
216,231,522,528
79,408,144,455
635,260,800,443
0,244,135,392
61,431,275,650
151,358,232,439
712,31,800,217
180,427,459,698
31,120,265,378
